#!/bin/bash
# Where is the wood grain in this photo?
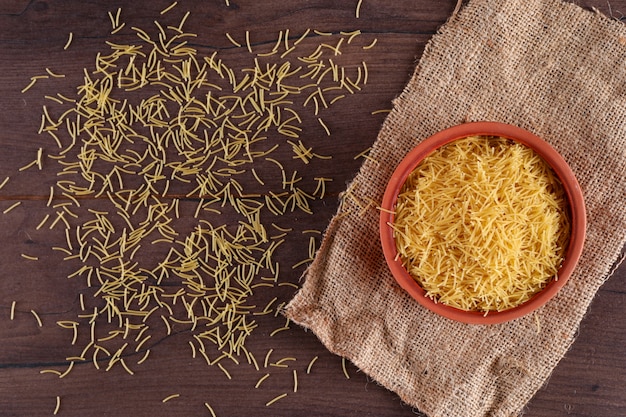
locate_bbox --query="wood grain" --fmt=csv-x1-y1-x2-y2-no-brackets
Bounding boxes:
1,1,624,416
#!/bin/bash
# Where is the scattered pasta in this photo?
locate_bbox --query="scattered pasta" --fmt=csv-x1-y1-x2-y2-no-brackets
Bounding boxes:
64,32,73,50
53,396,61,415
205,402,218,417
306,355,318,374
162,394,180,403
265,393,288,407
31,309,43,327
356,0,364,18
2,201,21,214
3,3,382,413
341,356,350,379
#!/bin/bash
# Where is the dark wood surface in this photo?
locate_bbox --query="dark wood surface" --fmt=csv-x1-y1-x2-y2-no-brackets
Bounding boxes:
1,1,624,416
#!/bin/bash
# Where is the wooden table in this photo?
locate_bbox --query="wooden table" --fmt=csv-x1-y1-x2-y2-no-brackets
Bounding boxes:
1,1,624,416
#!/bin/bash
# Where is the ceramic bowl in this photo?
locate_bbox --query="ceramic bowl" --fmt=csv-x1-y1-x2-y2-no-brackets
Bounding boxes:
379,122,586,324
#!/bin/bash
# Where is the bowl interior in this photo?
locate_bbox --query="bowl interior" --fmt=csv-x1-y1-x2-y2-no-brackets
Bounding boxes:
379,122,586,325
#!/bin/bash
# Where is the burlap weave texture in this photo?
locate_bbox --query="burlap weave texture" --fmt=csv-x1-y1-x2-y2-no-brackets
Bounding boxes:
285,0,626,416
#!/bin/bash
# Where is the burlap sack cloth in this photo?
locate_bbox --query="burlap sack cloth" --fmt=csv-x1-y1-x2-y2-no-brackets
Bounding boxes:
286,0,626,416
